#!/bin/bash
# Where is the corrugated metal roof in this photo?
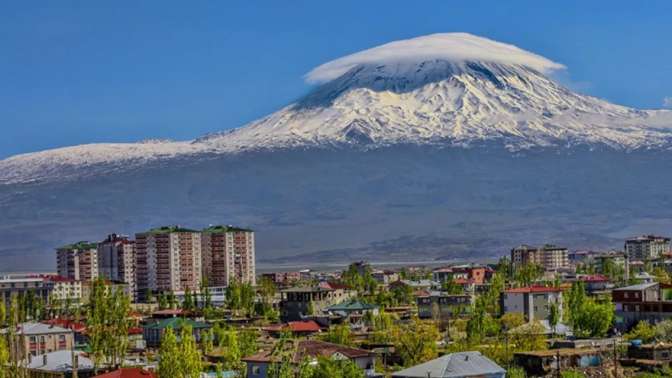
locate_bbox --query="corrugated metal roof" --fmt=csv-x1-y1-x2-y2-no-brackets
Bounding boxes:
391,351,505,378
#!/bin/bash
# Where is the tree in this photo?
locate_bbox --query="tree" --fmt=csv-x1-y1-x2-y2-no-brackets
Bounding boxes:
500,313,525,332
507,367,526,378
158,327,181,377
395,318,440,367
259,277,277,319
217,326,242,371
654,319,672,342
369,311,396,344
87,279,132,370
513,263,543,287
183,287,194,311
566,281,587,325
572,298,614,338
626,321,656,343
200,278,212,310
323,323,353,346
180,325,203,378
0,332,9,378
548,302,560,336
299,357,365,378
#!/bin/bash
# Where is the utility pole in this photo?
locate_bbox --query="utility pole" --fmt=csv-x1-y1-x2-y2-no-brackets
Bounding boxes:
556,350,561,378
613,339,619,378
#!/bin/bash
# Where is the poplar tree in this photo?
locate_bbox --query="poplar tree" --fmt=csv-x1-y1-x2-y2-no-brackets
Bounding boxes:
180,325,203,378
158,327,180,377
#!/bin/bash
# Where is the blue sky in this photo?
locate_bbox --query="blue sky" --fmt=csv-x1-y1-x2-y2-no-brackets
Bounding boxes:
1,1,671,158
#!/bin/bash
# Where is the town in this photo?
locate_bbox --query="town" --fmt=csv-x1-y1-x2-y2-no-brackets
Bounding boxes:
2,228,672,377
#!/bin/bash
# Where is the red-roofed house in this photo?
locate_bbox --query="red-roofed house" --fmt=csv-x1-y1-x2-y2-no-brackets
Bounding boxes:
578,274,613,292
263,320,322,336
502,286,563,322
94,367,157,378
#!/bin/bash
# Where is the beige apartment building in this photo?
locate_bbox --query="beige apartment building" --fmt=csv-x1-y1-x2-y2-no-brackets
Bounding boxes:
201,225,256,286
98,234,136,297
511,244,569,271
135,226,202,299
625,235,671,260
56,242,98,281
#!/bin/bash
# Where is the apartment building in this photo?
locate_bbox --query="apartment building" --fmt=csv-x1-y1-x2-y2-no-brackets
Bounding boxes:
56,241,98,281
42,275,82,305
0,276,53,308
511,244,569,271
98,234,136,296
135,226,202,299
201,225,256,286
501,286,564,322
625,235,671,260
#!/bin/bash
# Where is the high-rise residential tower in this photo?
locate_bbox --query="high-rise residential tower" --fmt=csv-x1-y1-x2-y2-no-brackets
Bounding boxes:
56,241,98,281
201,225,256,286
97,234,136,296
135,226,202,298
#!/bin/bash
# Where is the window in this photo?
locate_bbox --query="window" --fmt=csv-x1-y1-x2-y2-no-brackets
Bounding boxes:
252,366,261,375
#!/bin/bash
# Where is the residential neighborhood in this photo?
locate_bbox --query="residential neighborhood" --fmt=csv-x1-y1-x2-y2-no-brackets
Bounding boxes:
3,230,672,377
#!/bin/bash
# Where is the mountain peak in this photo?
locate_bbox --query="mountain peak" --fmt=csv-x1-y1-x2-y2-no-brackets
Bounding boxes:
305,33,565,83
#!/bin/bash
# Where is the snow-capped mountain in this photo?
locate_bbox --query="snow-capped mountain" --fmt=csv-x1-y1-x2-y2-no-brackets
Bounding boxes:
2,33,672,270
2,33,671,185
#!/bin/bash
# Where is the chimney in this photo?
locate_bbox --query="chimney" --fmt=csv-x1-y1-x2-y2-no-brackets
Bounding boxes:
43,353,47,366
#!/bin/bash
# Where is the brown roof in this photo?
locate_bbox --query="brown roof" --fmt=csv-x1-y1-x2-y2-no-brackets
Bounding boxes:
242,340,371,364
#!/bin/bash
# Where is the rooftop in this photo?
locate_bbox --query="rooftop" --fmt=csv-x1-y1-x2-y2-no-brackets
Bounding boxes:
58,241,97,250
144,225,198,234
28,350,93,372
202,224,253,233
243,340,371,364
1,322,72,335
613,282,659,291
391,351,505,378
504,286,563,294
93,368,158,378
143,318,210,330
326,300,379,312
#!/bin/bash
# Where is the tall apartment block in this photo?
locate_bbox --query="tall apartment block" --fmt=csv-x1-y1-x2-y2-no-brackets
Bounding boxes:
201,225,256,286
135,226,202,298
56,241,99,281
98,234,136,296
511,244,569,271
625,235,671,260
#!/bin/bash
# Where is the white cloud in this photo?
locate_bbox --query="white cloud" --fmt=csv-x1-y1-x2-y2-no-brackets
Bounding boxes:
306,32,565,83
663,97,672,108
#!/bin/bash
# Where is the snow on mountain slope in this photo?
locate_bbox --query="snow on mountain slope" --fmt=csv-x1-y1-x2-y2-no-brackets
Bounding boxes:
2,33,672,184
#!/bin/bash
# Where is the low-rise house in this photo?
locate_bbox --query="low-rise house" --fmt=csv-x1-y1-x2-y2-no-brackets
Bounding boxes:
392,351,505,378
389,279,437,291
41,319,87,344
242,340,375,378
371,270,399,286
501,286,563,322
627,342,672,362
324,300,379,321
0,322,74,360
442,265,487,285
142,318,211,347
416,291,472,320
262,320,322,336
613,282,672,330
280,284,355,321
514,349,603,376
261,272,302,286
27,350,94,377
578,274,613,293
